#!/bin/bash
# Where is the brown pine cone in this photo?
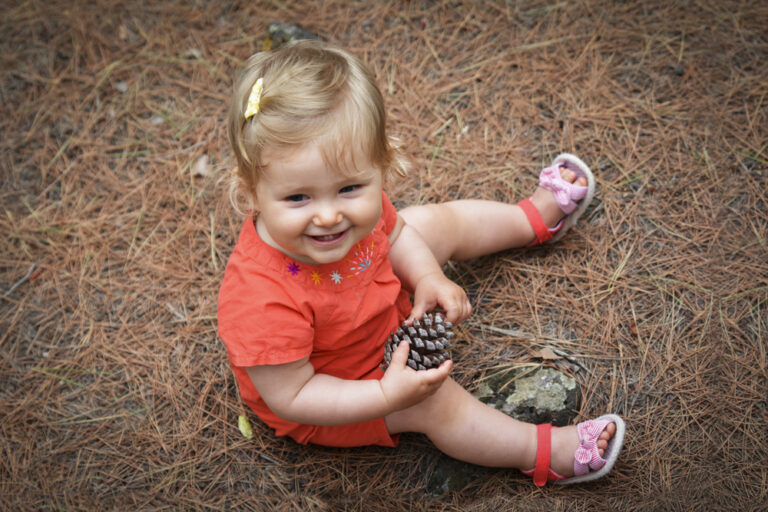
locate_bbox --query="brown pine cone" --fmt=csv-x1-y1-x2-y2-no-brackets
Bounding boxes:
382,312,454,370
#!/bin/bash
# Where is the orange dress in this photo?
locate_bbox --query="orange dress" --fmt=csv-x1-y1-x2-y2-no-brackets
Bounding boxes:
218,192,411,447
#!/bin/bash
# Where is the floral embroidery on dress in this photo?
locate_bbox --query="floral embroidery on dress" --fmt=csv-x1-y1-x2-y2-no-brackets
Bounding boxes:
285,241,377,285
348,245,374,276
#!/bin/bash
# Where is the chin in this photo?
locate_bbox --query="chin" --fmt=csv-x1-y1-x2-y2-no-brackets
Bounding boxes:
307,250,347,265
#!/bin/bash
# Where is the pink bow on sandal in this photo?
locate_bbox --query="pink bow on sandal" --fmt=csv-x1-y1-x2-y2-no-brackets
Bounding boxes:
573,418,611,476
538,164,589,215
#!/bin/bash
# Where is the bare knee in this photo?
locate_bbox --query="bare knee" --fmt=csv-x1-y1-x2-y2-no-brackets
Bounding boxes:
399,203,460,264
399,204,448,234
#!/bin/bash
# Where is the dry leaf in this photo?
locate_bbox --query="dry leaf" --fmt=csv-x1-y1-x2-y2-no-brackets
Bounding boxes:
533,347,561,360
192,154,211,178
238,415,253,439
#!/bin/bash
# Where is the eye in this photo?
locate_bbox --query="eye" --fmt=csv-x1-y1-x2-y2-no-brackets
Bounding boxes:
285,194,309,202
339,184,361,194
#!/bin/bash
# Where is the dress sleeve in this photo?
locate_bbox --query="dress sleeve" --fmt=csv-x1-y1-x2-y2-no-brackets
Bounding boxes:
218,263,314,368
381,191,398,235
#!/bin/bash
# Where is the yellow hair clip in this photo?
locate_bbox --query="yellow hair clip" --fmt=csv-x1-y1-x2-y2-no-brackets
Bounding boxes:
244,77,264,120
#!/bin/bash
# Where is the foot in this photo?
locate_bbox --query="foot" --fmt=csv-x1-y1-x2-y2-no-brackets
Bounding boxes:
549,421,617,477
528,165,589,231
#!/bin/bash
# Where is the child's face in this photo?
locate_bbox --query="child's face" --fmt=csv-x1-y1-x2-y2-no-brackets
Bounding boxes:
253,143,383,265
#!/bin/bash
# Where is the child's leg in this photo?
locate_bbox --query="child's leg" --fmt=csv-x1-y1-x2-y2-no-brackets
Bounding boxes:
399,167,588,265
392,165,615,475
385,376,615,474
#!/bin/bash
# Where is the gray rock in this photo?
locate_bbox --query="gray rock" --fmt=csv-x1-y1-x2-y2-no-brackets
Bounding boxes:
266,22,321,50
474,366,580,426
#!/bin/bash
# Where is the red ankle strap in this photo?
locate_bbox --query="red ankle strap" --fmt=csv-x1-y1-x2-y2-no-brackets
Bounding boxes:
533,423,552,487
518,198,554,245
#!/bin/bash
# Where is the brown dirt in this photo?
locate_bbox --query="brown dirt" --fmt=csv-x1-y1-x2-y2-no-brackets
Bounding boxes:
1,1,766,510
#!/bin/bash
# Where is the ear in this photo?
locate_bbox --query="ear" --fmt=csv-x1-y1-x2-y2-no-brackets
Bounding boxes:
248,180,261,213
249,197,261,217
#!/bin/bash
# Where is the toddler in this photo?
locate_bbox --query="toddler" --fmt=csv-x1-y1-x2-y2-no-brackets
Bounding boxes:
218,40,625,486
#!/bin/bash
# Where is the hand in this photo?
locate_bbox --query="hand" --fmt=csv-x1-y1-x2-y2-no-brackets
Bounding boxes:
379,341,452,412
408,271,472,324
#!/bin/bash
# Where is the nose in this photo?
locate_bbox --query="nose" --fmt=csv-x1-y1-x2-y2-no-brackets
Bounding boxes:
312,201,343,227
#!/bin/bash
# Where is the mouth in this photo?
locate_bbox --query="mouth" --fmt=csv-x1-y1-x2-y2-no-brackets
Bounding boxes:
306,228,350,246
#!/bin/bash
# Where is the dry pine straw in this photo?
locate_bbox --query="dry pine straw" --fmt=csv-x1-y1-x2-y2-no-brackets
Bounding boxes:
1,1,766,511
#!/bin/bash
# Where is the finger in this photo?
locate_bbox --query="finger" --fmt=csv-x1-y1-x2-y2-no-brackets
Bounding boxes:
408,302,435,325
442,302,460,323
459,290,472,318
454,299,472,323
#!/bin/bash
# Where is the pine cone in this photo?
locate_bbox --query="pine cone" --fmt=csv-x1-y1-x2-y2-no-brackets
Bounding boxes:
382,312,454,371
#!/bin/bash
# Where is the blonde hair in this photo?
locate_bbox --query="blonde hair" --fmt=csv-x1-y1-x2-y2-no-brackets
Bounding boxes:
227,40,408,214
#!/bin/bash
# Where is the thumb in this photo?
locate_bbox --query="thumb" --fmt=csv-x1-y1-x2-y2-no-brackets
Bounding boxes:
390,340,411,367
424,358,452,382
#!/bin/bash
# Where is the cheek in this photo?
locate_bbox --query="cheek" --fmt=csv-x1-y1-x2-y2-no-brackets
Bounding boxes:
262,208,307,239
276,211,309,234
361,194,383,227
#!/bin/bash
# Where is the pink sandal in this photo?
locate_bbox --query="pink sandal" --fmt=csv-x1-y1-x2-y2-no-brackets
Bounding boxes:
518,153,596,246
521,414,626,486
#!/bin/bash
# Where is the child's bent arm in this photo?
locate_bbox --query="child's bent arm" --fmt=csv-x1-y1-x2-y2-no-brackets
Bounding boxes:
245,343,450,426
247,357,387,426
389,223,472,323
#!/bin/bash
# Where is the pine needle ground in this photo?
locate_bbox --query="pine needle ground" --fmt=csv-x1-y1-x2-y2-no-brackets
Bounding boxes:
1,1,766,510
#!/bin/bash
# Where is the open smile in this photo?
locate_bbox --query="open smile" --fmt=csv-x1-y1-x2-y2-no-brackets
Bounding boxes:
306,228,350,246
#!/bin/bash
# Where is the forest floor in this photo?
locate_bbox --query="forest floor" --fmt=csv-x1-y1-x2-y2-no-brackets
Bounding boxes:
2,1,766,510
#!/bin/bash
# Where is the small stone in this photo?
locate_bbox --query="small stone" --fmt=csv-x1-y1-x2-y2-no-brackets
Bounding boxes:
266,21,321,50
473,366,580,426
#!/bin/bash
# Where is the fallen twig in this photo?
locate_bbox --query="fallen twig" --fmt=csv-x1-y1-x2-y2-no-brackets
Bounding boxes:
4,264,37,297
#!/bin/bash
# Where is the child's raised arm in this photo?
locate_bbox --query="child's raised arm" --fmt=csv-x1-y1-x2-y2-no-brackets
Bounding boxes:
246,341,450,426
